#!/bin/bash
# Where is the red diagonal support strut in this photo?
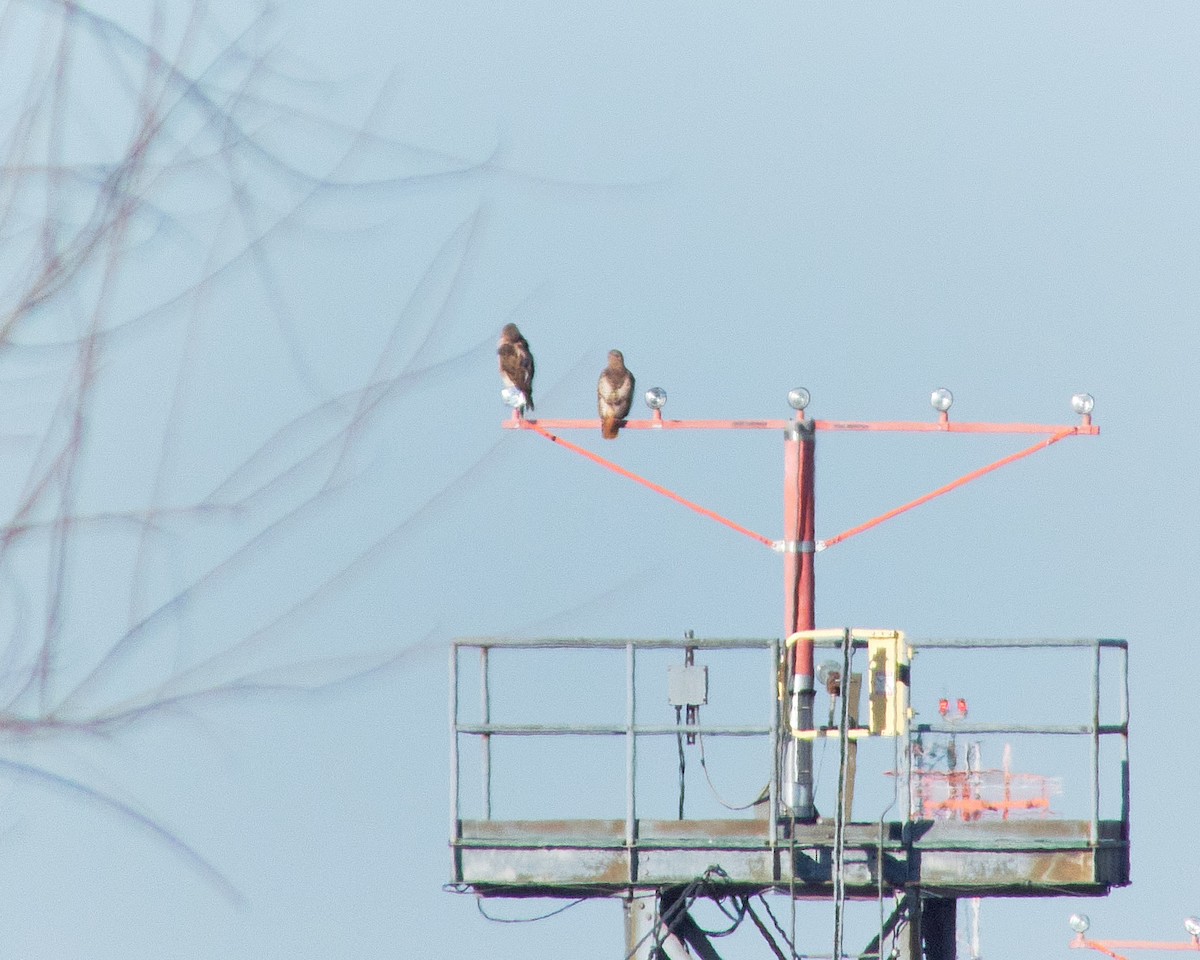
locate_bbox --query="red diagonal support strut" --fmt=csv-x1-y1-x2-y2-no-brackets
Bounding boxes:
818,427,1079,551
522,421,777,549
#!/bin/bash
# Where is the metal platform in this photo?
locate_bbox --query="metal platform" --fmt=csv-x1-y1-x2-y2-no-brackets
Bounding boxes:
449,634,1130,902
455,816,1128,898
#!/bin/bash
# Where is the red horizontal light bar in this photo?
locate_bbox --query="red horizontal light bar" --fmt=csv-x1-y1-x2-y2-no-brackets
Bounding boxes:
814,419,1099,435
503,417,789,431
504,416,1099,436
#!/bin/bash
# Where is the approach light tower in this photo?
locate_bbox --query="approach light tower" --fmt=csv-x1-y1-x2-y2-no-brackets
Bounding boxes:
456,384,1121,960
502,384,1099,821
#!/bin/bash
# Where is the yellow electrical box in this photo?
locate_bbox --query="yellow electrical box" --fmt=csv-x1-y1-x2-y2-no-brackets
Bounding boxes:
783,628,912,739
865,630,911,737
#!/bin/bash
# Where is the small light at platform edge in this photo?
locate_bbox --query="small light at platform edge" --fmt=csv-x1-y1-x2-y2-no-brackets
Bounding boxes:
1071,392,1095,416
787,387,810,411
1069,914,1090,934
501,386,525,409
930,388,954,413
644,387,667,410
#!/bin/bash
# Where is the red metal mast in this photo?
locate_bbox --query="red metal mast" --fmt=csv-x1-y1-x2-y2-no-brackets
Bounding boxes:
783,415,817,818
783,417,816,635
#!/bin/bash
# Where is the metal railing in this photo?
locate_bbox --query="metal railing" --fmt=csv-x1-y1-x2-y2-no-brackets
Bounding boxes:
450,636,781,850
450,634,1129,848
908,637,1130,843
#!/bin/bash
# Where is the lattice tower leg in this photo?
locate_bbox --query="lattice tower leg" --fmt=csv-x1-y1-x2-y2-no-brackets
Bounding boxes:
898,890,922,960
623,889,691,960
922,897,957,960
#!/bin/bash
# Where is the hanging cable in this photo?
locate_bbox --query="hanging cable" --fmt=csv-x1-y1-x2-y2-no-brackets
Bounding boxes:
876,733,903,960
789,798,798,956
832,629,853,960
475,896,589,923
622,878,701,960
697,730,768,811
813,728,829,799
745,897,790,960
675,704,686,820
692,894,748,937
757,895,801,959
620,867,726,960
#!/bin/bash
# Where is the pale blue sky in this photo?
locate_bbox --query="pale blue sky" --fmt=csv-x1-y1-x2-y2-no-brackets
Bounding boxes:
0,0,1196,957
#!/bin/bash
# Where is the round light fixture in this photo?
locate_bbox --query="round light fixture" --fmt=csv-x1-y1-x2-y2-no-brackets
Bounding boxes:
644,387,667,410
816,661,841,686
1071,392,1095,416
1069,914,1090,934
501,386,525,409
930,388,954,413
1184,917,1200,938
787,388,811,412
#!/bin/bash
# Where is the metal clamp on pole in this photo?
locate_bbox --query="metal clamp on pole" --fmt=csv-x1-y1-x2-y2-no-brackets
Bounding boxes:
775,540,816,554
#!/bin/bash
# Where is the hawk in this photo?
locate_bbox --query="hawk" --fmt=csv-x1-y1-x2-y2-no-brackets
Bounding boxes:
597,349,634,439
497,323,534,412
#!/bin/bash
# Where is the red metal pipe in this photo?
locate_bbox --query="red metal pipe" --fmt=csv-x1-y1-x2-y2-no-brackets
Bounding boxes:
784,420,816,649
783,418,816,819
783,429,800,635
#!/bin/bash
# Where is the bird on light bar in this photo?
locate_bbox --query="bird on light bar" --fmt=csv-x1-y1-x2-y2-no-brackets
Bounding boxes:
497,323,535,412
598,349,635,439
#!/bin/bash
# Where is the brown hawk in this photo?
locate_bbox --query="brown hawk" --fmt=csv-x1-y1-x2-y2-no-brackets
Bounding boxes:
597,349,635,439
497,323,534,412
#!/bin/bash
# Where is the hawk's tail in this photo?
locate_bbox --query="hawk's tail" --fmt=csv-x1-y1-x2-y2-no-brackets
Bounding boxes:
601,416,620,439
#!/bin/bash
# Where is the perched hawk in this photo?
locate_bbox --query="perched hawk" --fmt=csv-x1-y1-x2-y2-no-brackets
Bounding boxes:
597,349,635,439
497,323,534,412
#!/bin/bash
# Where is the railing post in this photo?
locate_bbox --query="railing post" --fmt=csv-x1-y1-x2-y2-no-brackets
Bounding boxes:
769,638,779,859
1119,643,1131,832
481,645,491,820
1091,640,1101,843
449,641,460,877
626,641,637,880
